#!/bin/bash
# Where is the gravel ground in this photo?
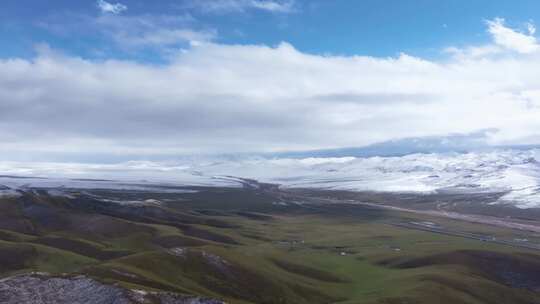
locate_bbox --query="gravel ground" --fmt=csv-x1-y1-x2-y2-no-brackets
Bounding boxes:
0,273,225,304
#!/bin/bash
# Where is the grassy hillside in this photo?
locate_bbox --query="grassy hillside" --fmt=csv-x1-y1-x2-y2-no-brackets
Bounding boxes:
1,187,540,303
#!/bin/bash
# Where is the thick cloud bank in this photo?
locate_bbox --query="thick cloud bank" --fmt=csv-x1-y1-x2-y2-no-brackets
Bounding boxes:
2,19,540,160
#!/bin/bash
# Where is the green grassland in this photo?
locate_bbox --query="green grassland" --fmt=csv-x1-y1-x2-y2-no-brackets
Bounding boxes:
1,187,540,303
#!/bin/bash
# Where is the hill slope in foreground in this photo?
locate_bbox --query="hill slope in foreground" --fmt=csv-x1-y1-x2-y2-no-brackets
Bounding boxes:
1,178,540,304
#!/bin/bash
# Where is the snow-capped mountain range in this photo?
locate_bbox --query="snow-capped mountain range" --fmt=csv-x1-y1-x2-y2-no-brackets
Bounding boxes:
2,149,540,208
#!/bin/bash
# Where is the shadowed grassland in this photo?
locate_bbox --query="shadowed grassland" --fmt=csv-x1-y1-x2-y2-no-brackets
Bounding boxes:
1,187,540,303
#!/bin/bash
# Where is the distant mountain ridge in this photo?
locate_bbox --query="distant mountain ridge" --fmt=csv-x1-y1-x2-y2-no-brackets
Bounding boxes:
269,130,540,159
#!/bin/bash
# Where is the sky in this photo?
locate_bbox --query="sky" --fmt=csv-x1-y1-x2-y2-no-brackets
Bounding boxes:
2,1,540,162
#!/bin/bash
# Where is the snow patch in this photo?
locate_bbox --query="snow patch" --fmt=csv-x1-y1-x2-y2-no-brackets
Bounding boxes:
3,149,540,208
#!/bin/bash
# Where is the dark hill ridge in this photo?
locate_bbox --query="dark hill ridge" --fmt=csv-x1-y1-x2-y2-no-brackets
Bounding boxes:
378,250,540,291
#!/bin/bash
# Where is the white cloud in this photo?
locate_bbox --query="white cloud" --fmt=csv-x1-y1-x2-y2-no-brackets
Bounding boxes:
527,21,537,35
37,11,216,58
97,0,127,14
486,18,539,54
83,13,215,49
446,18,539,59
186,0,296,14
249,0,295,12
3,20,540,161
444,45,503,59
105,23,217,48
38,11,212,51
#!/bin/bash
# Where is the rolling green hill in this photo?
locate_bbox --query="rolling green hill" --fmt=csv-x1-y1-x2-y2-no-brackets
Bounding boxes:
1,187,540,303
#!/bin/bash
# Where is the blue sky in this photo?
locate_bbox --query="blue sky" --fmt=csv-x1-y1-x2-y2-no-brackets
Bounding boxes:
2,0,540,61
2,1,540,162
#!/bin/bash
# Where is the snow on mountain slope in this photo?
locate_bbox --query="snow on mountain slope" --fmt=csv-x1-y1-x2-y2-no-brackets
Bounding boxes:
0,161,243,194
185,149,540,208
1,149,540,208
